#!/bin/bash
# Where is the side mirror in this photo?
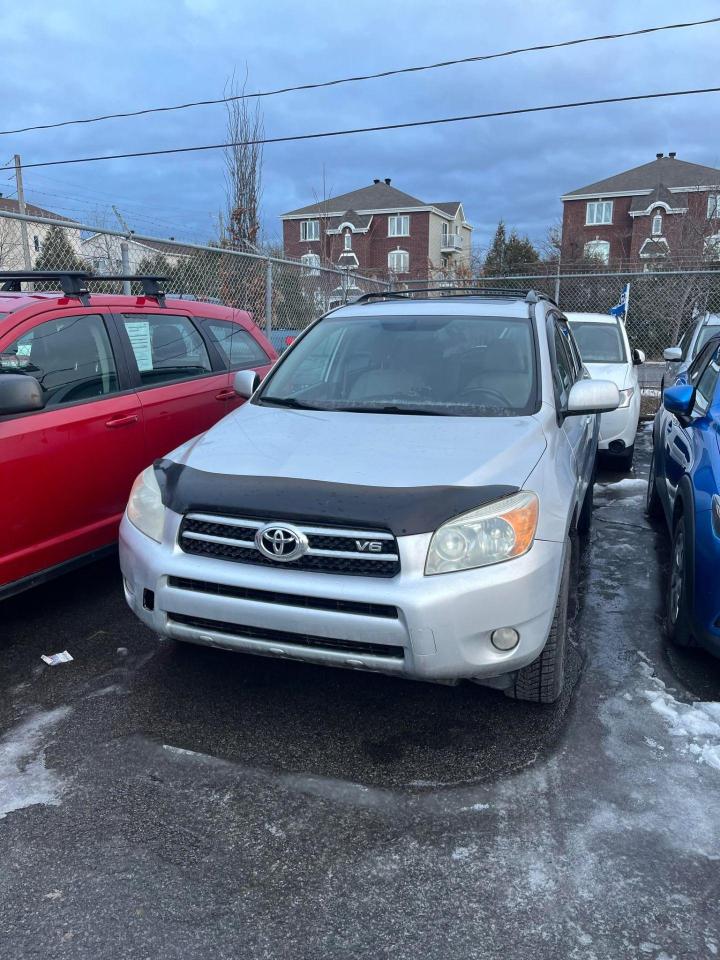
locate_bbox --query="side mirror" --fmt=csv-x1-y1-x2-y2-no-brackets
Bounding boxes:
233,369,260,399
664,346,682,362
564,379,620,418
632,348,646,365
663,384,695,419
0,373,44,414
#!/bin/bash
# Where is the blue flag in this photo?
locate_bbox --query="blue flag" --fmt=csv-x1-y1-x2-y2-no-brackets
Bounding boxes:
610,283,630,319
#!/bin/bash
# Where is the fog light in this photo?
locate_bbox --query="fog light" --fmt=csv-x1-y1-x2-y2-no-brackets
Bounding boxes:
491,627,519,651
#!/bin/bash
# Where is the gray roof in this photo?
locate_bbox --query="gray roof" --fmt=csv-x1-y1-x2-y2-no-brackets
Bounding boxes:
629,184,688,213
327,209,373,230
283,181,451,216
563,155,720,199
0,196,77,222
430,201,462,216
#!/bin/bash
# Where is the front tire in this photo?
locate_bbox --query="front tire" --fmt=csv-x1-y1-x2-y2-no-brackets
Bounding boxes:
667,513,694,647
506,541,571,704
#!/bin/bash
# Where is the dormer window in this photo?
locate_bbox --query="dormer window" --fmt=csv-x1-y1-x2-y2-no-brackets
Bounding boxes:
707,194,720,220
300,220,320,241
344,232,352,250
586,200,612,225
652,213,663,236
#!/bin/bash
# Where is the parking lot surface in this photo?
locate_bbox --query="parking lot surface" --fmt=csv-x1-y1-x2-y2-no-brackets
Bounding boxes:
2,426,720,960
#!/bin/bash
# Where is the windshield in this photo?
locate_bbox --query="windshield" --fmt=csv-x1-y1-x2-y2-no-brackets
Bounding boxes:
569,321,626,363
692,323,720,358
258,314,537,417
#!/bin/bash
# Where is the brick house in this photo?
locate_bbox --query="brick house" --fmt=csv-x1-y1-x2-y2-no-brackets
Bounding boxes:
560,153,720,268
281,179,472,279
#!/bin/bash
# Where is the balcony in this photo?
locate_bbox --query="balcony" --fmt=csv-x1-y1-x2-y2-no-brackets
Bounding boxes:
441,233,463,252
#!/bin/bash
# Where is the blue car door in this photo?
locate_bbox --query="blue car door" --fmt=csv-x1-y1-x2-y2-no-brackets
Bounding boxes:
665,343,720,506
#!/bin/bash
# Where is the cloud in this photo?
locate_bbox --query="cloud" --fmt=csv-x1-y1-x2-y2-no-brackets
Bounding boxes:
4,0,720,250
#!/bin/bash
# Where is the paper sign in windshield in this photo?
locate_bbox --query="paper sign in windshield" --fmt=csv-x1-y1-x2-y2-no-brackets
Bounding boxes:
125,321,153,372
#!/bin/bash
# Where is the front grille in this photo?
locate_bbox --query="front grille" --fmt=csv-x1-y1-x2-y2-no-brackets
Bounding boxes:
167,612,404,660
167,576,399,619
178,512,400,578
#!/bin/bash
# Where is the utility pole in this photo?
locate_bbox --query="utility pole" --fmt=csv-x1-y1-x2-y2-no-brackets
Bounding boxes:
14,155,32,272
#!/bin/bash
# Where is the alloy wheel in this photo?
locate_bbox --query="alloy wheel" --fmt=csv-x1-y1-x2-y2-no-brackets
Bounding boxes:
669,527,685,625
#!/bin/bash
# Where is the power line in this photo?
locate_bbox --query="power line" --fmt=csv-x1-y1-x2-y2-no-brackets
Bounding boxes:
4,85,720,173
1,16,718,138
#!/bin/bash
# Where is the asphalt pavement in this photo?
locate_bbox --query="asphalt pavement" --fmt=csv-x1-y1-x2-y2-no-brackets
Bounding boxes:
2,427,720,959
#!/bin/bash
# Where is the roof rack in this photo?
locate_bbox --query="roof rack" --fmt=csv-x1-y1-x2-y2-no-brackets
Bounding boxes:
0,271,168,307
353,287,555,305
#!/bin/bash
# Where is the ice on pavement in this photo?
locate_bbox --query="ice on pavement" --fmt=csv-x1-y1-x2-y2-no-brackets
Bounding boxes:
639,659,720,771
0,707,71,819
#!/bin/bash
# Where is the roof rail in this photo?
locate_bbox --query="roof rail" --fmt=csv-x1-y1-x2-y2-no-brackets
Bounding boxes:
353,286,556,305
0,270,91,304
0,271,168,307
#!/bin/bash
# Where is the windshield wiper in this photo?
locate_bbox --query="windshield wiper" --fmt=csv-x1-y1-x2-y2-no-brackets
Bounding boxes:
331,404,451,416
257,396,320,410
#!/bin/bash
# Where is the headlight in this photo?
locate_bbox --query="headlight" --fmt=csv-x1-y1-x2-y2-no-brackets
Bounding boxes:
425,491,539,575
618,387,635,409
127,466,165,542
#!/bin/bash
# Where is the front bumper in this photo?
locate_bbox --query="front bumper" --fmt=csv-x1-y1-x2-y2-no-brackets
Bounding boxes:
119,510,565,684
598,396,640,450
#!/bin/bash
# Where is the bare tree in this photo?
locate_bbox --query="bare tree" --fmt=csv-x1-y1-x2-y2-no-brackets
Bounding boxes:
221,70,263,252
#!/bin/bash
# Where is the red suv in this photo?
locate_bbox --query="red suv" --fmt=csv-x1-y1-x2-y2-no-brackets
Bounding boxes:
0,272,277,599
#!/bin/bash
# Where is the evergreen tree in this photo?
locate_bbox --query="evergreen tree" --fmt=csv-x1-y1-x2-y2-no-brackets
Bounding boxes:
504,230,540,274
35,226,86,273
483,220,507,276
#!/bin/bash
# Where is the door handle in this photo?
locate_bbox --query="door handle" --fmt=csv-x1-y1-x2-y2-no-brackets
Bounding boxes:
105,414,139,429
215,388,236,400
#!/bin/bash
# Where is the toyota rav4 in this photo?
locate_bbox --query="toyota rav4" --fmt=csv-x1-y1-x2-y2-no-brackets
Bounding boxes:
120,289,619,703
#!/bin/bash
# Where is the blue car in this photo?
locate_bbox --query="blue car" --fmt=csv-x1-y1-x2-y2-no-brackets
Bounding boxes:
647,333,720,653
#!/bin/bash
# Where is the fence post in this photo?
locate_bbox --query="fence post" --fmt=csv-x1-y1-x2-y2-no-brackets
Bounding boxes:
554,262,561,305
120,241,131,295
265,258,273,336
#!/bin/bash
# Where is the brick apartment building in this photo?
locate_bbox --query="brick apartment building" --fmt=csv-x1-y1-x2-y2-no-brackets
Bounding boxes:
560,153,720,267
281,179,472,279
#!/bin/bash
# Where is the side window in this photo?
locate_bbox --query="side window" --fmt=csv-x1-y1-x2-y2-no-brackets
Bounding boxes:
552,323,575,401
122,314,212,386
693,346,720,417
202,319,270,370
688,341,717,386
0,314,118,407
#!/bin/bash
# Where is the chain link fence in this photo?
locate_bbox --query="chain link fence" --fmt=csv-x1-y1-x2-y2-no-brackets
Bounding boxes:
0,211,390,352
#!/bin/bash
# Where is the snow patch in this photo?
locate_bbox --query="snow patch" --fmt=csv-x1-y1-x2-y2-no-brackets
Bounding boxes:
0,707,71,819
639,659,720,771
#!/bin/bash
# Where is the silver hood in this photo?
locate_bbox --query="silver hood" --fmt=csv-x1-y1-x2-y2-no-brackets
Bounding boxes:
169,402,547,490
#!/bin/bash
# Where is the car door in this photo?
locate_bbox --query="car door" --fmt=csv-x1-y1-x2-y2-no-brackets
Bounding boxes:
664,344,720,507
0,308,145,589
198,314,275,415
115,309,230,462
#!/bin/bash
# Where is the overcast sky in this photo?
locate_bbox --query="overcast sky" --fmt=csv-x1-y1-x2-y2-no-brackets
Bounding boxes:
3,0,720,253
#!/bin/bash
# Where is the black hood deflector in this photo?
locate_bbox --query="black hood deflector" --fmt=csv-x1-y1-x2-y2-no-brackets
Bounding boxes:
154,459,518,537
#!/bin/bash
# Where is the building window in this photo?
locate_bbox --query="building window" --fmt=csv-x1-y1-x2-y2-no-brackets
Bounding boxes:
707,194,720,219
584,240,610,264
388,249,409,273
300,252,321,275
32,235,40,252
652,213,663,236
388,214,410,237
344,232,352,250
586,200,613,225
300,220,320,241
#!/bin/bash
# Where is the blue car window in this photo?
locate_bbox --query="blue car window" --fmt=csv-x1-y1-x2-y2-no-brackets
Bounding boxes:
693,346,720,417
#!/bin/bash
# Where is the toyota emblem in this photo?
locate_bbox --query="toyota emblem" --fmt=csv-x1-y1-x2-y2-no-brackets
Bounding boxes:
255,523,308,563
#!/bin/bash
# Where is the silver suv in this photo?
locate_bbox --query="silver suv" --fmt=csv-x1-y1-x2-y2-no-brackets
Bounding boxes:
119,289,619,703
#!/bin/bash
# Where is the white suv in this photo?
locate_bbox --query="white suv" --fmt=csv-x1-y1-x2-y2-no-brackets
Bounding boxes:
120,290,618,703
567,312,644,471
